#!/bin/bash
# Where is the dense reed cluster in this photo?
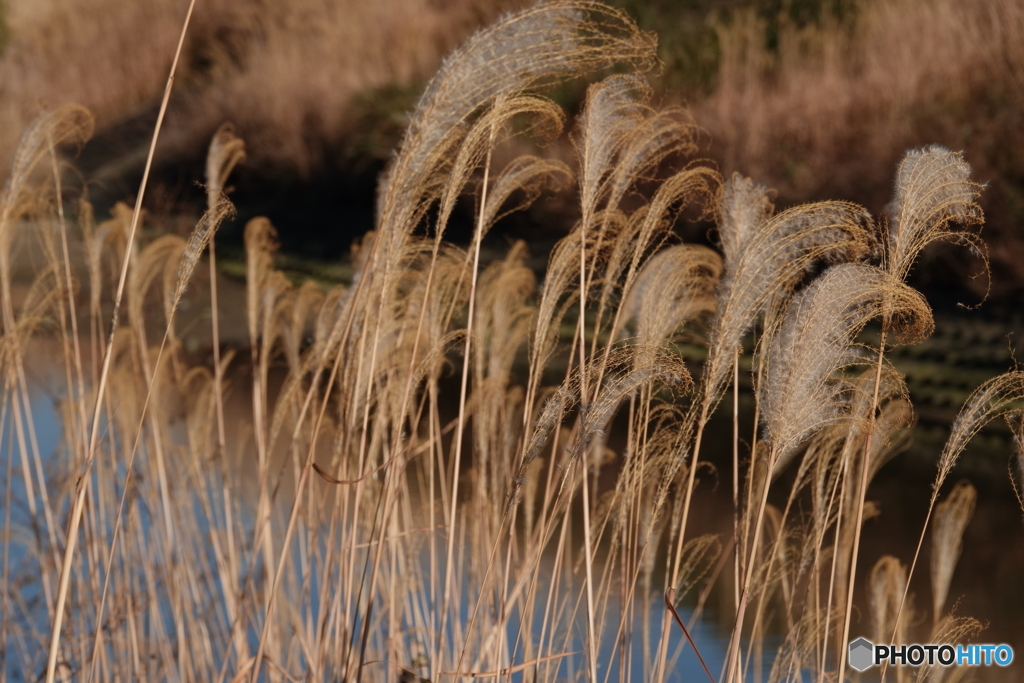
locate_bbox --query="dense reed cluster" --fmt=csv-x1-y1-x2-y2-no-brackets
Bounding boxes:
2,3,1022,683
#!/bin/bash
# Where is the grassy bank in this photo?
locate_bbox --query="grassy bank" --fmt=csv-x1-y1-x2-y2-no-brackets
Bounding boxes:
4,0,1023,296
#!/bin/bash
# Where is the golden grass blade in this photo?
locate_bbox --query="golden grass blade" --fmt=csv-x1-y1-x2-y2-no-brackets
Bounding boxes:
44,4,196,681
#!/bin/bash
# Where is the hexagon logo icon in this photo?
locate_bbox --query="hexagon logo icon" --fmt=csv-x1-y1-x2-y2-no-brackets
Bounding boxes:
849,637,875,672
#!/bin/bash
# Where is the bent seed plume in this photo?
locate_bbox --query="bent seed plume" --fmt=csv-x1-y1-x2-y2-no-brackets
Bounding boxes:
760,263,929,459
703,199,875,420
205,122,246,209
885,145,985,285
936,370,1024,491
376,1,657,256
174,197,236,310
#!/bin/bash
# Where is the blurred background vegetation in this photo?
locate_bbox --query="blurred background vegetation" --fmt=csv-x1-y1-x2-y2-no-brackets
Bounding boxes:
1,0,1021,302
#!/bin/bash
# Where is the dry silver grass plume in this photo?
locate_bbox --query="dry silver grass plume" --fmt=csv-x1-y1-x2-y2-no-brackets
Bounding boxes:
205,122,246,209
866,397,915,483
673,534,721,599
377,1,656,246
702,198,875,420
935,370,1024,492
576,74,649,205
480,155,572,233
433,94,566,242
1,105,93,303
869,555,909,648
718,172,775,268
885,145,985,285
924,615,984,683
475,240,536,383
930,480,976,625
3,265,64,348
530,222,592,374
622,165,719,282
621,244,722,355
760,263,931,459
245,217,281,348
595,162,718,345
567,346,691,463
576,74,695,221
174,197,235,310
844,364,910,442
128,235,186,336
1,104,93,219
520,372,581,475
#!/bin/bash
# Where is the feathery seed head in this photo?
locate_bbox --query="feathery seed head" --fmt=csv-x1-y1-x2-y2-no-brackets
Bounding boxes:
718,173,774,268
377,2,656,252
937,370,1024,493
175,197,235,310
869,556,909,647
1,105,93,290
760,263,928,459
704,200,875,419
245,217,280,348
481,155,573,234
205,122,246,210
931,480,976,624
885,145,984,284
576,74,704,227
622,244,722,357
